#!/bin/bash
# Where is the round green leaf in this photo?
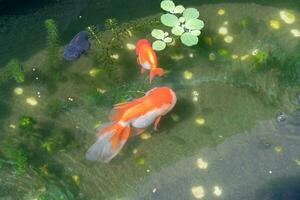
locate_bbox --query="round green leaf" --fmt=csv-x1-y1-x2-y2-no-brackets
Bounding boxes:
164,37,173,43
179,17,185,23
171,26,184,36
191,30,201,36
152,40,167,51
160,0,175,12
180,32,199,46
174,5,185,14
151,29,165,40
183,8,199,20
185,19,204,30
164,32,169,37
161,14,179,27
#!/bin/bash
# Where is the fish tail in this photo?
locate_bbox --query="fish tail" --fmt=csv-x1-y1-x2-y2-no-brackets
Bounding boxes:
85,122,130,163
149,67,165,83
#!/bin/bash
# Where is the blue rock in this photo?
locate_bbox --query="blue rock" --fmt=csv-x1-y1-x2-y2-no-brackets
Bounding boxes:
63,31,90,61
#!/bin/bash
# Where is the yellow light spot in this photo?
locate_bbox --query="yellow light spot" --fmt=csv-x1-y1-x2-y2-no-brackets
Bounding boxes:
274,145,283,153
171,113,179,122
89,68,101,77
126,43,135,50
291,29,300,37
72,175,80,185
218,27,228,35
252,49,259,56
132,148,138,154
294,159,300,166
140,132,151,140
208,53,216,61
240,54,249,61
196,158,208,169
195,116,205,125
224,35,233,43
217,8,225,16
170,54,184,60
223,21,228,25
183,70,193,80
110,54,119,60
193,97,198,102
97,88,106,94
26,97,38,106
14,87,23,95
231,54,239,59
125,29,133,37
269,20,280,29
94,121,102,129
191,186,205,199
280,10,296,24
136,156,145,165
9,124,16,129
189,53,194,58
213,186,222,196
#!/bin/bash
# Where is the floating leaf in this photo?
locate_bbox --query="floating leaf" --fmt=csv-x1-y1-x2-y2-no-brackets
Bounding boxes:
185,19,204,30
179,17,185,23
161,14,179,27
164,37,173,43
164,32,169,37
152,40,167,51
180,32,199,46
171,26,184,36
191,30,201,36
160,0,175,12
183,8,199,20
174,5,185,14
151,29,165,40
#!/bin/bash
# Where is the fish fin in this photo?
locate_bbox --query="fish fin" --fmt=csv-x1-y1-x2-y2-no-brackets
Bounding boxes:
154,116,162,131
85,123,130,163
149,67,165,83
109,98,143,121
141,67,146,74
131,127,146,137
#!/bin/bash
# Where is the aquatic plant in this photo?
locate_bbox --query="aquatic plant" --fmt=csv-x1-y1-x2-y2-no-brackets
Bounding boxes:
151,0,205,50
87,25,101,47
0,59,24,84
19,116,37,131
44,19,59,69
104,18,118,32
1,140,28,175
151,29,173,51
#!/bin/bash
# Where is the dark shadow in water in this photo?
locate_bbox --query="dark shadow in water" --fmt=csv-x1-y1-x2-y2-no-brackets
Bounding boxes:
160,97,196,133
256,176,300,200
2,0,300,68
0,82,13,126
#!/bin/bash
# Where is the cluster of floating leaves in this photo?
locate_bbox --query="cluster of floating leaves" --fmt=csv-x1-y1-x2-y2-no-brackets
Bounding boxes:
151,0,205,50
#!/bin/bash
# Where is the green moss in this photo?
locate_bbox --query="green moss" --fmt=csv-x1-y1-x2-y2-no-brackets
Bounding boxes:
0,59,24,85
44,19,60,69
19,116,37,131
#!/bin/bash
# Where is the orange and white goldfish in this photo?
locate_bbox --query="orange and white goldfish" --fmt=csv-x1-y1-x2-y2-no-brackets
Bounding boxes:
85,87,177,163
135,39,165,83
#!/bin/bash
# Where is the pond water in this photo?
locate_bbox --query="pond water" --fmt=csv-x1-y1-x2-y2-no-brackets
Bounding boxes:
0,0,300,199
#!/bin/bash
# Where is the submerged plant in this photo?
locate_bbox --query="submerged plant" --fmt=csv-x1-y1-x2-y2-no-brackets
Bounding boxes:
44,19,59,68
150,0,205,50
87,25,101,47
0,59,24,84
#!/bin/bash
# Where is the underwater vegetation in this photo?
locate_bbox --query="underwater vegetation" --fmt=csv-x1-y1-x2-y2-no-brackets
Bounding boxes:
44,19,60,69
0,59,24,85
151,0,205,50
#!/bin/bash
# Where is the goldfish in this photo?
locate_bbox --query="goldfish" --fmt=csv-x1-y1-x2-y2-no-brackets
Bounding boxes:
85,87,177,163
135,39,165,82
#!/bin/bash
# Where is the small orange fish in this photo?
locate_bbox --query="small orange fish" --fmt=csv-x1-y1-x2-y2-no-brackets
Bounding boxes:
135,39,165,83
85,87,177,163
